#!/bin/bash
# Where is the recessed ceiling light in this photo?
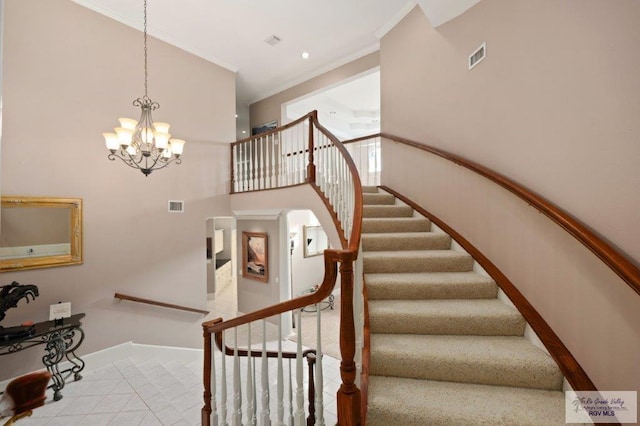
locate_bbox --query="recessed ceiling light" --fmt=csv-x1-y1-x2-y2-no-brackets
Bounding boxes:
235,114,238,118
301,51,310,59
242,130,247,134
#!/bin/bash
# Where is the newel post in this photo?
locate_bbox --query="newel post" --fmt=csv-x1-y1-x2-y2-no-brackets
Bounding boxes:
337,253,361,426
202,328,212,426
307,112,316,184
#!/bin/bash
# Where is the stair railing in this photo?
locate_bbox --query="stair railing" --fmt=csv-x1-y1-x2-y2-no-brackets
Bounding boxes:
203,111,363,426
341,135,381,187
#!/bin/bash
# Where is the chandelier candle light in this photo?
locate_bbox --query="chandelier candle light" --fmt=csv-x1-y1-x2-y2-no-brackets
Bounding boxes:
103,0,185,176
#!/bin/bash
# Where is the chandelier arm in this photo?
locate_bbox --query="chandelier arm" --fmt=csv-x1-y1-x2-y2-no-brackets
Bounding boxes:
108,152,147,171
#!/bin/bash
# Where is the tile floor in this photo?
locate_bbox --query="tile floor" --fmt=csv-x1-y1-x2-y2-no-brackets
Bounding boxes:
8,270,341,425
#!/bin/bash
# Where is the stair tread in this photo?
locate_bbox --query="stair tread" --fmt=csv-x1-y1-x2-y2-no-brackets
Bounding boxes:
367,376,566,426
362,185,379,193
362,217,431,233
365,271,494,285
363,205,414,218
368,299,525,335
365,272,497,299
363,249,470,258
363,250,474,273
370,334,563,390
362,232,451,251
363,193,396,205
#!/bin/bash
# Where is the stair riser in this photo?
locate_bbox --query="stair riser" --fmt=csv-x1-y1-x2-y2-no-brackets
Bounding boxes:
363,194,396,205
370,353,563,391
362,219,430,233
362,186,380,193
363,255,473,273
362,234,451,251
363,205,414,218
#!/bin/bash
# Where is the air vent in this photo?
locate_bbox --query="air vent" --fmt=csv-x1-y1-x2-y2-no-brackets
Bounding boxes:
469,42,486,70
168,200,184,213
264,35,282,46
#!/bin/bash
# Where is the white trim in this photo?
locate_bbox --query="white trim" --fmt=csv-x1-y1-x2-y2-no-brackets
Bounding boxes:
250,43,380,105
375,0,418,39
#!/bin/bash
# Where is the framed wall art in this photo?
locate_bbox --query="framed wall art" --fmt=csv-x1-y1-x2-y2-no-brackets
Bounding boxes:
251,120,278,136
242,231,268,282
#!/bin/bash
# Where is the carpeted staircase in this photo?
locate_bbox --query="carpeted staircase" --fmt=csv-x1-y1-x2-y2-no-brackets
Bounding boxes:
362,187,567,425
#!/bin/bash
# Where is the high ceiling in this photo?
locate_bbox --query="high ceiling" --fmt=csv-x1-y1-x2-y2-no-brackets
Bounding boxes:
73,0,413,107
72,0,481,138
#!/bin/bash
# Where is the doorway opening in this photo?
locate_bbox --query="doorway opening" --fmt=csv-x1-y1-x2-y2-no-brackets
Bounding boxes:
206,217,237,319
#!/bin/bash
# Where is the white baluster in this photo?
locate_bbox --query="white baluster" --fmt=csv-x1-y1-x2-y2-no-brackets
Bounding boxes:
233,328,242,426
232,144,238,193
376,136,382,185
211,332,218,426
277,316,285,426
261,320,271,425
252,356,257,426
315,304,324,426
299,125,305,184
295,310,305,425
247,323,254,424
220,331,228,426
288,359,294,426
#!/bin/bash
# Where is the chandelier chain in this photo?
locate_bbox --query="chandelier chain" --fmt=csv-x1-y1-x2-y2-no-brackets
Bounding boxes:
143,0,148,98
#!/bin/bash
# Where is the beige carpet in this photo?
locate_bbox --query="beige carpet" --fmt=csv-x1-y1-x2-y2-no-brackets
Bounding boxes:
288,294,341,360
361,186,568,425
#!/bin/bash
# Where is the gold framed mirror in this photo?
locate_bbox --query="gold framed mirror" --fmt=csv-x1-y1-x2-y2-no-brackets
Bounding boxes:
0,196,83,272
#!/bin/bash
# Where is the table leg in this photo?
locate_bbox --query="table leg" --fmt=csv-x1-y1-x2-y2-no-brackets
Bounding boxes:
65,328,85,381
42,334,66,401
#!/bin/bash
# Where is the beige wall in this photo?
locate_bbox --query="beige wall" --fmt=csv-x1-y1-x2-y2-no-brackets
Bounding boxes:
250,52,379,131
0,0,235,380
380,2,640,393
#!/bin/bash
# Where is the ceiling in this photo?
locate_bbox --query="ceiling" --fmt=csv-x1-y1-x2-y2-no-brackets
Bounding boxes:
72,0,481,137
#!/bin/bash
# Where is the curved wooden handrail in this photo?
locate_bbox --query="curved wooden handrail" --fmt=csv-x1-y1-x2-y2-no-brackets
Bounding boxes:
344,133,640,297
205,112,365,426
203,249,342,335
311,116,364,253
380,186,597,392
114,293,209,315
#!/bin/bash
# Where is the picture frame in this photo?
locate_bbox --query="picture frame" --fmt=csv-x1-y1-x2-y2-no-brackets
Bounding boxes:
242,231,268,282
303,225,329,258
251,120,278,136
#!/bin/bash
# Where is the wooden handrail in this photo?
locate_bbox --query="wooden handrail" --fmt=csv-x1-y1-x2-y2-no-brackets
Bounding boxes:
203,249,341,335
311,116,364,253
345,133,640,297
205,112,365,426
380,186,597,392
114,293,209,315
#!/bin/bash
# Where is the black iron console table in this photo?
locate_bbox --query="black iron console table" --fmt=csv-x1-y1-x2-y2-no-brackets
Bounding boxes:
0,313,85,401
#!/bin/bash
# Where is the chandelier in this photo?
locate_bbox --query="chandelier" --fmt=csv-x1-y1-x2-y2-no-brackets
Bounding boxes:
102,0,185,176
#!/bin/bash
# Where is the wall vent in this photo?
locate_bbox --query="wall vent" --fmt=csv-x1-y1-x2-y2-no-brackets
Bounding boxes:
469,42,486,70
264,35,282,46
168,200,184,213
